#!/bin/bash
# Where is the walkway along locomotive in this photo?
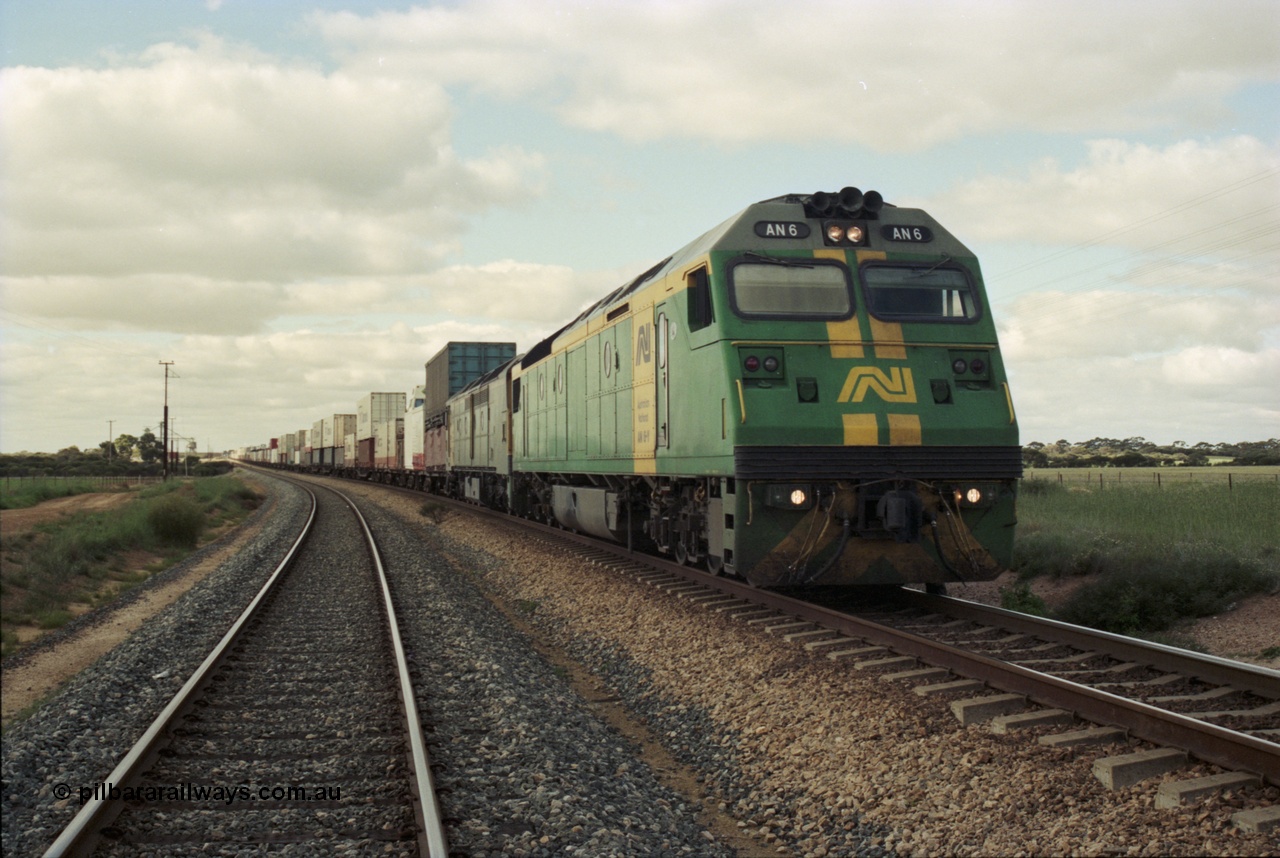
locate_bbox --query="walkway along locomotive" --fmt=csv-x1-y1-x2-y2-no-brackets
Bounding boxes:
264,187,1022,588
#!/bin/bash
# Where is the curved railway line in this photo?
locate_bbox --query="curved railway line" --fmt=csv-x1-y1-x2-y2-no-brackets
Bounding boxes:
320,470,1279,834
43,479,447,857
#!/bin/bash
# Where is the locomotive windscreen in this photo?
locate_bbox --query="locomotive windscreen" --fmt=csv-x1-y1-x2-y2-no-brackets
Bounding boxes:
862,264,979,321
728,258,853,319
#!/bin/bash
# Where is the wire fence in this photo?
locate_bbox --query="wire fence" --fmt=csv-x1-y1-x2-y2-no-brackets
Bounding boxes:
1023,467,1280,489
1,475,166,488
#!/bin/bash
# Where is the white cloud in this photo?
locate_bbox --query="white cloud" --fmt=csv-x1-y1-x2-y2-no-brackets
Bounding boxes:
1000,286,1279,362
313,0,1280,150
0,37,547,281
929,136,1280,252
1011,349,1280,445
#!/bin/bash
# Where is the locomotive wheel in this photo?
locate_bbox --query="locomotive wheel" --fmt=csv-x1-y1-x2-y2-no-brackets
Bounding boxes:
673,540,690,565
706,555,724,576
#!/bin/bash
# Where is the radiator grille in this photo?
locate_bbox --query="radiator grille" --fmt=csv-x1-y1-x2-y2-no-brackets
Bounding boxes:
735,445,1023,481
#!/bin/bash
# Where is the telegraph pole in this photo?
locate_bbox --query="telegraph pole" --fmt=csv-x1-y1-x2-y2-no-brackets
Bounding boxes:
160,361,174,480
107,419,114,460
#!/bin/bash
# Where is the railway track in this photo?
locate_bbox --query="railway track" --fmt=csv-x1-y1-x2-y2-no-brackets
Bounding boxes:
238,469,1280,837
43,480,447,857
408,490,1279,831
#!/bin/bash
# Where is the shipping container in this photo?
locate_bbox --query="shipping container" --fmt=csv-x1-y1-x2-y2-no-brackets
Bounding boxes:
356,437,376,469
324,414,356,448
404,384,426,471
375,418,404,469
344,433,357,466
357,392,406,440
424,342,516,414
423,408,448,472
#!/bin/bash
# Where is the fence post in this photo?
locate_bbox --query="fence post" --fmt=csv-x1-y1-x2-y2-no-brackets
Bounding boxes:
1229,473,1233,492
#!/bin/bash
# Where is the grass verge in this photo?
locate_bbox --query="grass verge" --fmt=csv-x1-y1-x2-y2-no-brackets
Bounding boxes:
0,476,261,657
0,478,129,510
1012,479,1279,637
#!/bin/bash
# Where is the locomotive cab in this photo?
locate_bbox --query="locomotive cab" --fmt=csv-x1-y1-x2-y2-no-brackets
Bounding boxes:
636,189,1020,586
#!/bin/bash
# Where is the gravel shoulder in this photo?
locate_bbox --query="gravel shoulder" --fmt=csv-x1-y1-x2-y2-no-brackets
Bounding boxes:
1,476,311,857
397,502,1277,857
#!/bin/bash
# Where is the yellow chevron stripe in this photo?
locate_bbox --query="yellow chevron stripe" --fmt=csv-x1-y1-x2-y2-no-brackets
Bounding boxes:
888,413,922,446
842,413,878,446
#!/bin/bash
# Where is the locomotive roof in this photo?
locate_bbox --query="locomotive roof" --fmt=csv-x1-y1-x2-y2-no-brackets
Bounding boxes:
522,189,971,370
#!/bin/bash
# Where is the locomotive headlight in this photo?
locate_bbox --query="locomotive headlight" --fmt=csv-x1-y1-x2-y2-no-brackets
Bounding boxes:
965,488,982,504
826,224,845,243
763,356,780,372
765,483,815,510
970,358,986,374
744,355,761,372
845,225,864,243
952,358,968,374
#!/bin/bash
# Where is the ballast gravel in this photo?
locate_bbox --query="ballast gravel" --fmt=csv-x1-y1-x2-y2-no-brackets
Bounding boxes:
2,478,313,857
347,484,734,857
343,485,1278,858
7,473,1277,857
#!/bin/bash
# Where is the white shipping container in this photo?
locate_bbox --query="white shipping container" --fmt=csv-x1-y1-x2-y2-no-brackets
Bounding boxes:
344,433,357,464
404,384,425,470
357,392,406,441
375,418,403,467
333,414,356,448
313,418,327,449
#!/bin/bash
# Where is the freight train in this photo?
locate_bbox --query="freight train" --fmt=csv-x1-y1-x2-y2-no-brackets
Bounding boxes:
249,187,1021,588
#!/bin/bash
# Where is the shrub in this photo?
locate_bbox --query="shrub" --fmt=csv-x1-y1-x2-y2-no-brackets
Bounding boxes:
147,494,205,547
999,581,1048,616
1055,553,1279,636
419,501,447,523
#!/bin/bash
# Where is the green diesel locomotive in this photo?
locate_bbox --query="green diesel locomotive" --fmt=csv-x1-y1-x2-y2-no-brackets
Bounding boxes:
499,187,1021,587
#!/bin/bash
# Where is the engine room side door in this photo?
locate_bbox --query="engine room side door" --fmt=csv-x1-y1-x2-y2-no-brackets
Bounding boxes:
655,303,670,451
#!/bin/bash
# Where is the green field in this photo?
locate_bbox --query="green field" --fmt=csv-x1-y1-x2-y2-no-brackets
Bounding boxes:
1011,475,1279,639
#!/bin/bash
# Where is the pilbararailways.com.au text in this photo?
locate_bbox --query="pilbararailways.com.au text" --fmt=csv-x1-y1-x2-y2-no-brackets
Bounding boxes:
56,782,341,806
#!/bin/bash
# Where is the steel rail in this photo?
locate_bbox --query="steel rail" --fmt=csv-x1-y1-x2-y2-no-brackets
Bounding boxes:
337,488,449,858
730,581,1280,785
43,487,319,858
277,473,1280,787
503,518,1280,786
901,590,1280,698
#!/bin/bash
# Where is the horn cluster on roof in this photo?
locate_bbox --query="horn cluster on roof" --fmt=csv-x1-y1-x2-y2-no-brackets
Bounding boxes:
803,187,884,219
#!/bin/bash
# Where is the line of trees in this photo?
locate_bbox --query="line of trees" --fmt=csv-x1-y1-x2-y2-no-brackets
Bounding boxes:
1023,438,1280,468
0,428,203,477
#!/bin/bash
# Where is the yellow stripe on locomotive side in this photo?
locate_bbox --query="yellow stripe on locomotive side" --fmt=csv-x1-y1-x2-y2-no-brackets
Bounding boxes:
632,310,656,472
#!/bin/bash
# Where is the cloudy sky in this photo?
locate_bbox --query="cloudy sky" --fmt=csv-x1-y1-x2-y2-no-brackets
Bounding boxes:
1,0,1277,455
